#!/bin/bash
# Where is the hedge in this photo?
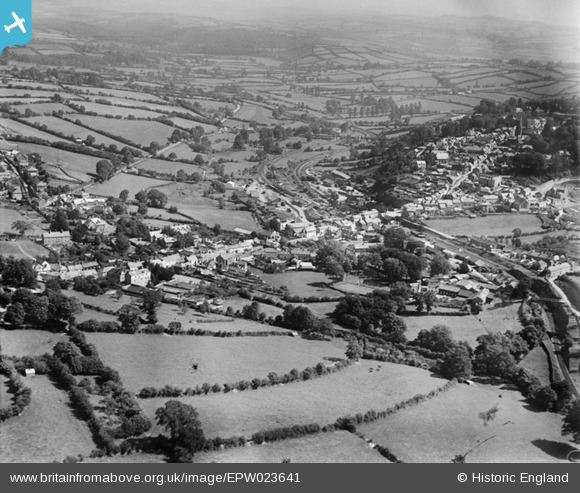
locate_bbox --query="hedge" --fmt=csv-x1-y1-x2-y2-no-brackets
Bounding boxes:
138,359,354,399
0,360,32,421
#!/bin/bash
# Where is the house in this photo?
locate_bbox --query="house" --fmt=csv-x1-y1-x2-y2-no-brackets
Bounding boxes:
511,197,530,212
546,262,572,279
42,231,71,247
438,284,461,297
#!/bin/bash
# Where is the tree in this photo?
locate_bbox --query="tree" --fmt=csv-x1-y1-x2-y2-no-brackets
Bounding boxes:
135,190,148,203
439,344,472,381
96,160,114,182
11,220,33,236
155,400,205,462
457,261,470,274
119,189,129,202
430,254,451,276
50,209,69,232
114,233,131,254
117,304,141,333
383,227,407,249
233,133,246,151
346,338,363,360
381,312,407,343
382,258,408,283
4,302,25,327
1,257,37,288
147,189,168,208
415,324,456,353
137,203,148,216
141,290,163,322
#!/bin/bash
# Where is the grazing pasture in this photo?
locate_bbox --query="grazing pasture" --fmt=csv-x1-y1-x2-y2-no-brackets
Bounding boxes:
77,102,163,119
86,332,347,393
0,119,66,143
0,329,68,357
135,158,204,176
0,376,96,463
14,102,76,115
72,115,175,147
24,116,138,150
194,431,388,463
140,361,446,439
357,383,569,463
14,142,104,180
424,214,543,237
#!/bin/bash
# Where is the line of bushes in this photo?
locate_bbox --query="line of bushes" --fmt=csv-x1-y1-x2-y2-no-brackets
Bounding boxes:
352,431,401,463
0,360,32,421
138,359,354,399
76,318,292,338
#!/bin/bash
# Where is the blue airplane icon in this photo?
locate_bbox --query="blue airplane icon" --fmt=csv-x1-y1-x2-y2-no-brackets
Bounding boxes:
0,0,32,53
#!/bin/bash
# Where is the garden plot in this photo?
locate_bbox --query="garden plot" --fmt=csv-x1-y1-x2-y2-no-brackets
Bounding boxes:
140,361,445,439
86,332,347,394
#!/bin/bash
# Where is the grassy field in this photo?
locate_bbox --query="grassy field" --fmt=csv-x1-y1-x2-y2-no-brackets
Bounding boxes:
0,241,50,260
255,271,338,298
517,346,551,386
72,115,175,147
0,207,45,235
404,302,521,348
194,431,387,463
140,361,446,439
89,173,171,197
357,382,570,463
0,376,96,463
134,158,204,176
15,142,103,175
86,332,347,393
0,329,69,357
0,119,66,143
425,214,543,237
15,102,76,115
175,204,260,232
24,116,139,150
77,101,163,119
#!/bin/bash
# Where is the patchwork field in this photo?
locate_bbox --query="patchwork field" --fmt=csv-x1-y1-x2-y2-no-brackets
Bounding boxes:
0,329,69,357
86,332,347,393
357,382,570,463
140,361,446,439
425,214,543,237
0,376,96,463
403,302,521,347
194,431,387,463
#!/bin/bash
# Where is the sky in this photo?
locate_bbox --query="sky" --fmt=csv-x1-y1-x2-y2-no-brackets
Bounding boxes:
44,0,580,28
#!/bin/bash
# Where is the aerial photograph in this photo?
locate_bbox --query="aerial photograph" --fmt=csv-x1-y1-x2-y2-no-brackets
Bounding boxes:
0,0,579,464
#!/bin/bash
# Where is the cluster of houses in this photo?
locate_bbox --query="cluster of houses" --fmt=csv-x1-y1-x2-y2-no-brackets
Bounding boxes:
397,126,561,218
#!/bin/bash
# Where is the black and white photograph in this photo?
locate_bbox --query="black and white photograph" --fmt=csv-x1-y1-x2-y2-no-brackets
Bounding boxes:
0,0,579,465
